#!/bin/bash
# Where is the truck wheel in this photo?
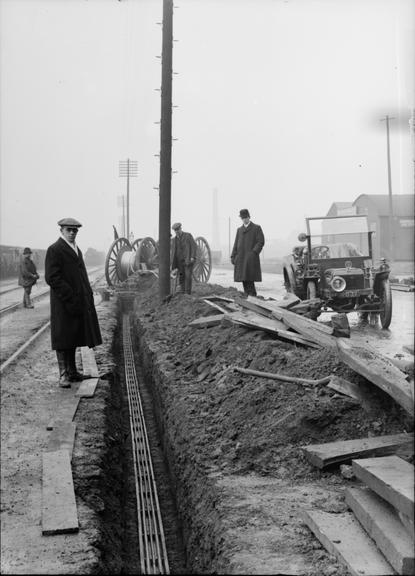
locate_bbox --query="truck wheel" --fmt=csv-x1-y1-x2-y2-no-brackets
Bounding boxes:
306,281,316,299
379,279,392,329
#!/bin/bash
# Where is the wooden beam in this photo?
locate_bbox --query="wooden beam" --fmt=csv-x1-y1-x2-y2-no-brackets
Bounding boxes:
337,339,414,416
81,346,99,378
352,456,414,518
234,296,275,318
46,421,76,458
42,449,79,535
302,432,414,469
302,509,395,576
75,377,99,398
223,311,320,348
346,486,414,575
189,314,224,328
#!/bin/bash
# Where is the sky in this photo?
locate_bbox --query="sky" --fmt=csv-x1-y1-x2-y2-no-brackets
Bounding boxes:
0,0,414,257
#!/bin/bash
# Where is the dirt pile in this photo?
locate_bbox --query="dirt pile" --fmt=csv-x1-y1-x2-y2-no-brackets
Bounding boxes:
128,275,413,574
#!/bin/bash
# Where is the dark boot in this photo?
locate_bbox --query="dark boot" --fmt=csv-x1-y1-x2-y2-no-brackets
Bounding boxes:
66,348,84,382
56,350,71,388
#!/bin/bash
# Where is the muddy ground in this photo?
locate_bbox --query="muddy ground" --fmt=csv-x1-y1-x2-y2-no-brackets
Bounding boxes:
128,275,413,574
1,275,413,575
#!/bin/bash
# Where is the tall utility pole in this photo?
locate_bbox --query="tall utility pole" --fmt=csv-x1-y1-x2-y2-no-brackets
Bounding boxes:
380,115,395,260
158,0,173,299
119,158,138,240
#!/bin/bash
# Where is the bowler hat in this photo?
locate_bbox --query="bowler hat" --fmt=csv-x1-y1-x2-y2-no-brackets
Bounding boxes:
239,209,250,218
58,217,82,227
23,247,32,255
172,222,182,231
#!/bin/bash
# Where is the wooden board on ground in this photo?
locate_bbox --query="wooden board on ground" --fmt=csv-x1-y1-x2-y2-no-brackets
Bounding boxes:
327,374,384,407
247,294,300,312
302,432,414,469
273,309,337,349
46,421,76,458
75,377,99,398
346,486,414,575
189,314,224,328
352,455,415,518
337,338,414,416
234,296,275,318
223,310,320,348
202,299,229,313
302,509,395,576
42,449,79,535
46,396,80,430
80,346,99,377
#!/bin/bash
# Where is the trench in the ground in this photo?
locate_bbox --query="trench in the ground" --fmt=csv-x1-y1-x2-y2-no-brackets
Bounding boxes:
113,298,189,574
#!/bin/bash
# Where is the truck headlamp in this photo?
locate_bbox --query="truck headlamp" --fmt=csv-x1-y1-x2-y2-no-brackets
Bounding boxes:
331,276,346,292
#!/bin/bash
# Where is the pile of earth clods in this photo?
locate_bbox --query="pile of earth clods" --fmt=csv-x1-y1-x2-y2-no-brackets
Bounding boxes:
127,275,413,575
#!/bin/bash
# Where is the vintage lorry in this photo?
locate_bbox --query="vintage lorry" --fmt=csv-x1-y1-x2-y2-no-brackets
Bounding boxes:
282,214,392,328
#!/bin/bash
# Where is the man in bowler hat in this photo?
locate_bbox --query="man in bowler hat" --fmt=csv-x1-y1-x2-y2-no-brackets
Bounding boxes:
18,247,39,308
45,218,102,387
171,222,197,294
231,209,265,296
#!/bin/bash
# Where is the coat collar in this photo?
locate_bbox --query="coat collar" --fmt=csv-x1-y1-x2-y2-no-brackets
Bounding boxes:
57,237,80,259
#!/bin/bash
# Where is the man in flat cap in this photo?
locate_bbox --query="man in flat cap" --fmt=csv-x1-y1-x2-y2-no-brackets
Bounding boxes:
45,218,102,388
18,247,39,308
171,222,197,294
231,209,265,297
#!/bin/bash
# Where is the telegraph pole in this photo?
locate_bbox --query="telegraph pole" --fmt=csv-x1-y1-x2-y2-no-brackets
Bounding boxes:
380,116,395,260
158,0,173,299
119,158,138,239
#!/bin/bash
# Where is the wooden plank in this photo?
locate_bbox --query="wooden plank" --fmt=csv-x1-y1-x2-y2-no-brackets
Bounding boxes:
189,314,224,328
46,421,76,458
337,338,414,416
302,509,395,576
42,449,79,535
46,396,80,430
302,432,414,469
234,296,275,318
346,487,414,575
201,294,235,303
80,346,99,377
327,374,379,406
247,294,300,311
274,309,337,349
202,299,228,313
223,311,320,348
352,455,415,518
75,377,99,398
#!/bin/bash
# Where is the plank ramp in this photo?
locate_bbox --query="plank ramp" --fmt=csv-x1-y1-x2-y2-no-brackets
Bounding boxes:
46,420,76,458
302,432,414,469
352,455,415,518
75,377,99,398
80,346,99,377
337,338,414,416
42,449,79,535
302,509,395,576
346,486,414,575
223,310,320,348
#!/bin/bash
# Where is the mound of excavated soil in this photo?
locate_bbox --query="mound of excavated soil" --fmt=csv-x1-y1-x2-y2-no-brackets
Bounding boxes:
128,275,413,574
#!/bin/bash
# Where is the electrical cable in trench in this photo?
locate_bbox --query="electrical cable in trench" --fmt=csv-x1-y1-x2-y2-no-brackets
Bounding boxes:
123,314,170,574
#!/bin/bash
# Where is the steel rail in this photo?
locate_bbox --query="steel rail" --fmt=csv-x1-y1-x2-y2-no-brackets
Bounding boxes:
0,320,51,374
123,314,170,574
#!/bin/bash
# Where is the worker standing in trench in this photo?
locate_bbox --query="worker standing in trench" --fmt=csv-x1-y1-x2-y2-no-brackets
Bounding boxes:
231,208,265,297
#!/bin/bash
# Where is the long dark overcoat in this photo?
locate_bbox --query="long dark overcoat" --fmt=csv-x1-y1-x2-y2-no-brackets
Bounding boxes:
18,257,39,288
231,222,265,282
45,238,102,350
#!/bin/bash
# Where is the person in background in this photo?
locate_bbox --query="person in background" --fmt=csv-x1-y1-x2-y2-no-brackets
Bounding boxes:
231,208,265,297
18,247,39,308
171,222,197,294
45,218,102,388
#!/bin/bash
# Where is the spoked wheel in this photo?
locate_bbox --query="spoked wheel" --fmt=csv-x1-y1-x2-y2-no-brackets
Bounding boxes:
135,237,159,272
193,237,212,283
378,279,392,329
105,238,132,287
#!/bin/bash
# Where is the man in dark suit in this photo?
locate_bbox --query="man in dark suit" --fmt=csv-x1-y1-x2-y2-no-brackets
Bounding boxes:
231,209,265,297
45,218,102,388
171,222,197,294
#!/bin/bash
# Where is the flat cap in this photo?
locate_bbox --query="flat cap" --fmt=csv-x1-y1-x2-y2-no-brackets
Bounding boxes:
58,217,82,227
171,222,182,231
23,247,32,254
239,209,250,218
